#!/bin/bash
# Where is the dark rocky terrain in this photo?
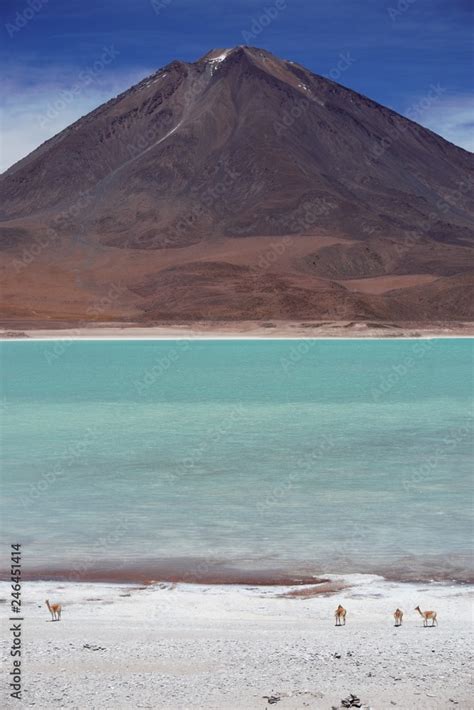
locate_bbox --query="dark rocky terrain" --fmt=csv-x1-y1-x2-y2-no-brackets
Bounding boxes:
1,46,473,325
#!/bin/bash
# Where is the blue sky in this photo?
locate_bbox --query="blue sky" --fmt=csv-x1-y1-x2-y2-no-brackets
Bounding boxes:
1,0,473,170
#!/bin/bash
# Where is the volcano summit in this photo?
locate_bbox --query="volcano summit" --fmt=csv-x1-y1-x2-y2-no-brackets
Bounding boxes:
1,46,473,329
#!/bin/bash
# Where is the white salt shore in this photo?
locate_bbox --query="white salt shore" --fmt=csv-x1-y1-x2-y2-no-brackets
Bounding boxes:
1,574,472,709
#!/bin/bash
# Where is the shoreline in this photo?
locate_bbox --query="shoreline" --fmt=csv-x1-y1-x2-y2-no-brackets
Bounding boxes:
2,575,472,708
2,319,474,340
0,568,329,588
1,562,472,586
3,572,473,593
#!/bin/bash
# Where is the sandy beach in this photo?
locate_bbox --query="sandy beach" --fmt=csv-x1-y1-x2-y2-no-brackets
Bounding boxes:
1,575,472,709
1,320,474,340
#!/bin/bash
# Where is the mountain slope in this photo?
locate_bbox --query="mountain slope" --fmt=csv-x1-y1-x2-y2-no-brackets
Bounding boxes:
1,46,473,325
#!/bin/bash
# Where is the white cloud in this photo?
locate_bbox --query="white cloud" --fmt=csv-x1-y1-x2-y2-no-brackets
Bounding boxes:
414,94,474,152
0,64,153,173
1,97,103,173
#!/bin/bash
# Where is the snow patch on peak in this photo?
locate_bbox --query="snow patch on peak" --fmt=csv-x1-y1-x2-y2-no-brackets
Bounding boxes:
206,49,233,75
207,49,232,64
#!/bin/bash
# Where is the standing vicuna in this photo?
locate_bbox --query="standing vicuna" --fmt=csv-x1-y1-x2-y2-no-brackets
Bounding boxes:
415,605,437,626
393,608,404,626
45,599,62,621
335,604,347,626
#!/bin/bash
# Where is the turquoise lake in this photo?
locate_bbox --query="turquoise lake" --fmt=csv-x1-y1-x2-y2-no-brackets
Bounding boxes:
1,339,472,582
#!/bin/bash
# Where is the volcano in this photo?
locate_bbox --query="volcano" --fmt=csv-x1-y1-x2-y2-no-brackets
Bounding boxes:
1,45,473,327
